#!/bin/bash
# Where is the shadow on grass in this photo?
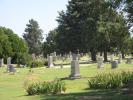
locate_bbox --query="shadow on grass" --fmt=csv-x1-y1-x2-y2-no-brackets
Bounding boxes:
39,89,133,100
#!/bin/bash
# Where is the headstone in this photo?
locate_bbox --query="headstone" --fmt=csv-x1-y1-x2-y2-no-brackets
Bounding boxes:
48,56,54,68
7,57,11,65
32,54,36,60
77,54,80,60
70,54,80,78
97,56,104,69
110,54,114,62
111,60,118,69
8,64,16,73
0,58,4,67
118,53,122,63
126,58,132,64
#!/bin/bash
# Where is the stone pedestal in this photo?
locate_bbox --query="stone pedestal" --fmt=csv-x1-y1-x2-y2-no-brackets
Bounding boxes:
111,60,118,69
70,54,80,79
97,56,104,69
48,56,54,68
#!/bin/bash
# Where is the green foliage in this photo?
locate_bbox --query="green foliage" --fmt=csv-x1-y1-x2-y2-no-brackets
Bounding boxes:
0,27,28,63
25,79,66,95
30,60,44,68
88,71,133,89
23,19,43,55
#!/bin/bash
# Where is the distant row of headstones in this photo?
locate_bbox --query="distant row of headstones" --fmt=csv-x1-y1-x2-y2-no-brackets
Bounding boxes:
47,53,132,79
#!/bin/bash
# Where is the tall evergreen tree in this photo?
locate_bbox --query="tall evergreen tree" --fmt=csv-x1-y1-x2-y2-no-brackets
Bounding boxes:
23,19,43,55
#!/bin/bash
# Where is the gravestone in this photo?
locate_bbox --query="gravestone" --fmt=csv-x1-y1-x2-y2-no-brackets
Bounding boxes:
118,53,122,63
7,57,11,72
8,64,16,73
7,57,11,65
126,58,132,64
111,60,118,69
48,56,54,68
0,58,4,67
69,54,80,79
110,54,114,62
97,56,104,69
77,54,80,60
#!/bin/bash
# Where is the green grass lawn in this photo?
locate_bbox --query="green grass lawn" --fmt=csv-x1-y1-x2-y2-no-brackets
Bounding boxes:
0,62,133,100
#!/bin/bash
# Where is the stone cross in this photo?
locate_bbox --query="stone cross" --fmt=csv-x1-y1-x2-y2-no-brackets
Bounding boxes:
48,56,54,68
69,54,80,79
97,56,104,69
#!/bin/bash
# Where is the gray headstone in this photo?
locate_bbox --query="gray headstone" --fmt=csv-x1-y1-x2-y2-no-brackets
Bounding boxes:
8,64,16,73
0,58,4,67
48,56,54,68
97,56,104,69
111,60,118,69
118,54,122,63
7,57,11,65
70,54,80,78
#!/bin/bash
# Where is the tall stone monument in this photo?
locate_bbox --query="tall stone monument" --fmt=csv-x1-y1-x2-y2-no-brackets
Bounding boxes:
69,54,80,79
110,54,114,62
97,56,104,69
48,56,54,68
7,57,11,72
118,53,122,63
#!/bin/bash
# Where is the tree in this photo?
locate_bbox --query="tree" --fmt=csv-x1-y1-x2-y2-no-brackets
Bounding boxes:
23,19,43,55
0,27,29,64
43,29,58,57
56,0,131,61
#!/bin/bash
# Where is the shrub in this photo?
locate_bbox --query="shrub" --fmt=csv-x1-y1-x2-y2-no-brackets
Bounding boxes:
30,60,44,68
88,71,133,89
25,79,66,95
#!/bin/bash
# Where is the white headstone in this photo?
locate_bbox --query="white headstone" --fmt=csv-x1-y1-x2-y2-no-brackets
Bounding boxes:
97,56,104,69
118,54,122,63
70,54,80,78
48,56,54,68
7,57,11,65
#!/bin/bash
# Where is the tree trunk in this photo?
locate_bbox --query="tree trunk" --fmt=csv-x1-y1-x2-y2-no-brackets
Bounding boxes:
104,51,108,62
91,50,96,61
122,51,125,59
100,52,103,56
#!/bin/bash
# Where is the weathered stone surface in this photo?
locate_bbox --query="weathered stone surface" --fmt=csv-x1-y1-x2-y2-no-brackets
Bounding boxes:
70,54,80,78
7,57,11,65
97,56,104,69
111,60,118,69
8,64,16,73
48,56,54,68
110,54,114,62
118,54,122,63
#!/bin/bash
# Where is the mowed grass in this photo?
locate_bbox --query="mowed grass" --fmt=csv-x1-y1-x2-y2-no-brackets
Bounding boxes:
0,61,133,100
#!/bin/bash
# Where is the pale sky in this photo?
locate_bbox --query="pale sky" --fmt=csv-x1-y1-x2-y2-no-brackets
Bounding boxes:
0,0,68,38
